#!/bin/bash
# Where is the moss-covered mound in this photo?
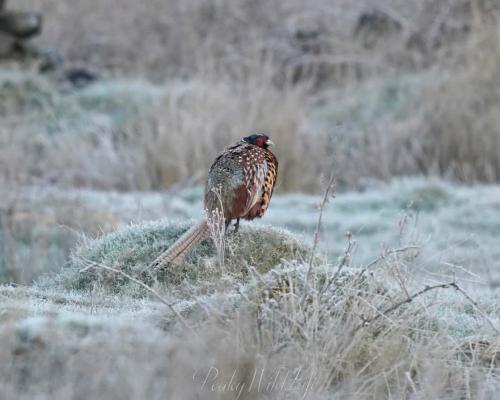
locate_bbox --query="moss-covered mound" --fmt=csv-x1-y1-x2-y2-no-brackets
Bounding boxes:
52,220,309,295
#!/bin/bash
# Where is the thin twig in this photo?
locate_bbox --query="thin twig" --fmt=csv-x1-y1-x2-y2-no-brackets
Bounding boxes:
354,282,456,332
452,282,500,336
321,231,355,296
305,175,336,288
79,256,196,335
353,281,500,337
358,245,420,279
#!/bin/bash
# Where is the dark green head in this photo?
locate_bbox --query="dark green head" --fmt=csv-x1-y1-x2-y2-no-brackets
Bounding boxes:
242,133,274,149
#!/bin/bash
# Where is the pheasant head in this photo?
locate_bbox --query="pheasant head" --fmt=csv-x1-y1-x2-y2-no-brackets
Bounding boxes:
242,133,274,149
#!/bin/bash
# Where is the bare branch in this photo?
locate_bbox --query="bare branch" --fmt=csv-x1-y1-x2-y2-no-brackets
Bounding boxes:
360,245,420,275
354,281,500,337
354,282,455,332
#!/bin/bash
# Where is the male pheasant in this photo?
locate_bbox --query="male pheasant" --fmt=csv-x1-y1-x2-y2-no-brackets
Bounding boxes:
153,133,278,267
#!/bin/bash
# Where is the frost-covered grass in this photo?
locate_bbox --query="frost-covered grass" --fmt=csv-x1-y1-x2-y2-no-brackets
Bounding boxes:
268,178,500,281
0,72,166,189
2,246,500,399
55,221,308,298
3,1,500,396
1,178,500,398
0,72,162,132
5,178,499,284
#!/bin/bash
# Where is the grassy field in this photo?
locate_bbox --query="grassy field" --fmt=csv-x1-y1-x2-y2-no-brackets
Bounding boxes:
2,0,500,398
4,177,500,284
4,0,500,191
2,179,500,398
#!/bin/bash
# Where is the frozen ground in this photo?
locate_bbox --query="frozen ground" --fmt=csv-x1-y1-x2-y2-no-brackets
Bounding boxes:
5,177,500,284
1,178,500,398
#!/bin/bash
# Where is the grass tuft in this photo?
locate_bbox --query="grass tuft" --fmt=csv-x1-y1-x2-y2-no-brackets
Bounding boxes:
54,220,309,296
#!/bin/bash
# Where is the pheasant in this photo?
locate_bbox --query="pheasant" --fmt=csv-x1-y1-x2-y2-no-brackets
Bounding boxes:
152,133,278,267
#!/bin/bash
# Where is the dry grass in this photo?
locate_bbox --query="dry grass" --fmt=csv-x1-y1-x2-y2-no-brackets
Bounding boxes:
0,71,330,192
1,225,499,399
320,14,500,188
1,2,500,397
16,0,496,81
416,21,500,183
126,76,330,192
2,1,500,191
0,178,499,398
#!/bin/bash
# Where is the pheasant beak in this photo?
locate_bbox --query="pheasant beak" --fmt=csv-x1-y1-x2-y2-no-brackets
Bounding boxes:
265,139,274,147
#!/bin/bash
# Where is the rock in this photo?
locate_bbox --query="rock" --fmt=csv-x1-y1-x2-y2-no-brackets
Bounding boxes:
0,11,42,40
64,67,99,88
353,10,403,49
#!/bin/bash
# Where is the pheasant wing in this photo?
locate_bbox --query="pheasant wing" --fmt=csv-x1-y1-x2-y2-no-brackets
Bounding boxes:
242,160,268,216
260,155,277,214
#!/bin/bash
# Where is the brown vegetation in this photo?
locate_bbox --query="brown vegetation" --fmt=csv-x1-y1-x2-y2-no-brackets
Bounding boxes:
0,0,496,192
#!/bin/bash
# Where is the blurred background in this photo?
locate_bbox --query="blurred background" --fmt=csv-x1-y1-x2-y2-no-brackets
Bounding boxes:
1,0,500,284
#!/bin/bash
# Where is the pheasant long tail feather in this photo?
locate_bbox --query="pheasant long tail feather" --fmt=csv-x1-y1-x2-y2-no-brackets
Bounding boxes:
153,220,209,268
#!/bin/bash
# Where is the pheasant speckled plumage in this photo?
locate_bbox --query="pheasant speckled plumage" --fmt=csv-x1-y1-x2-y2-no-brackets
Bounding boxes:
153,133,278,267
